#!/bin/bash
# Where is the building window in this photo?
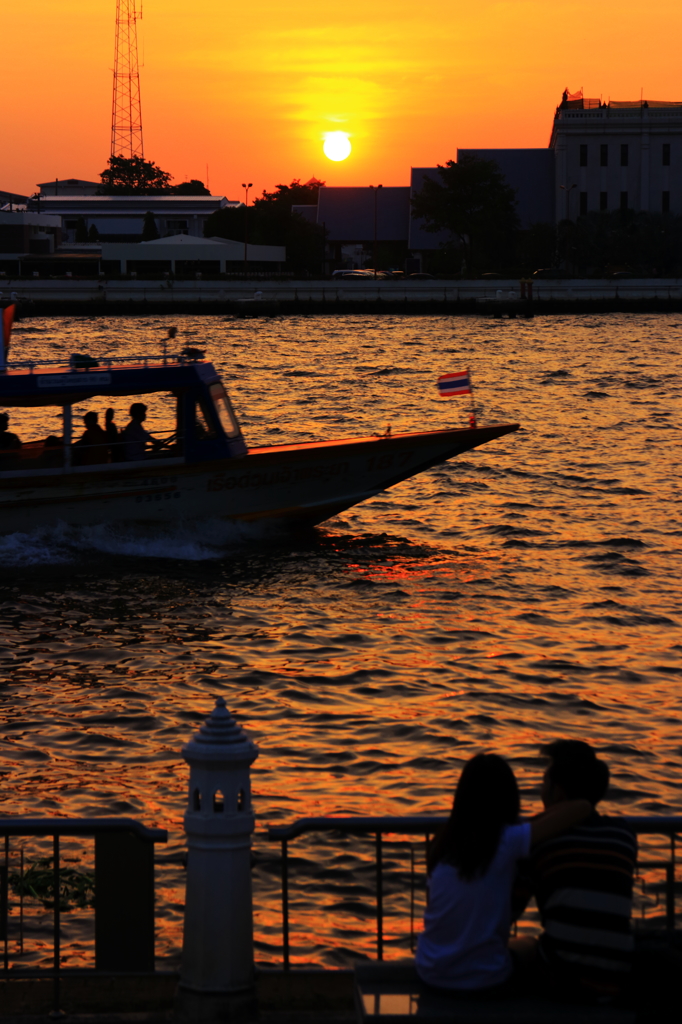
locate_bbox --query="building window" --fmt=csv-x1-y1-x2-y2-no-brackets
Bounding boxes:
620,144,629,167
580,144,588,167
663,143,671,166
600,144,608,167
620,192,628,212
662,191,670,213
600,192,608,211
579,192,588,215
166,219,189,234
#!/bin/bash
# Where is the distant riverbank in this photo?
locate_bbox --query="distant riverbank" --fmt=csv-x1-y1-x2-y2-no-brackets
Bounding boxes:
4,277,682,316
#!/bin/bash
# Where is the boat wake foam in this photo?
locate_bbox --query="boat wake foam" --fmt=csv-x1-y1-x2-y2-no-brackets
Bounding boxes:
0,517,285,567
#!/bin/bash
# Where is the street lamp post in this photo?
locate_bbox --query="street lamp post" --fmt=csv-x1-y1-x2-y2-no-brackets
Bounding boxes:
241,182,252,277
369,184,383,278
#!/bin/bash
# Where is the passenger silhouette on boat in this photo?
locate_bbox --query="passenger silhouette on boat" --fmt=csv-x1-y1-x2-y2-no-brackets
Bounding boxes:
122,402,161,461
105,407,125,462
0,412,22,451
73,411,109,466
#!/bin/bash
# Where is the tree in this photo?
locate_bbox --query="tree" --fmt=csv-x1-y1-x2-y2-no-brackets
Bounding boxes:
254,178,323,210
558,210,682,277
204,178,326,276
141,211,160,241
75,217,88,243
99,155,173,195
87,224,100,243
174,179,211,196
411,156,519,273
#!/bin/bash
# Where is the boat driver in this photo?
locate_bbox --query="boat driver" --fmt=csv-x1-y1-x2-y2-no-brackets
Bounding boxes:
122,402,162,461
0,412,22,451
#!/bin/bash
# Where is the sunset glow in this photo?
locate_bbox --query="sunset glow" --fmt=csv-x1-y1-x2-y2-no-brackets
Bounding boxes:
3,3,682,198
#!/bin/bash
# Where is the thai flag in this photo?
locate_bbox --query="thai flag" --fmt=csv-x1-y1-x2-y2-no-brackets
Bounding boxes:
0,303,16,370
437,370,471,398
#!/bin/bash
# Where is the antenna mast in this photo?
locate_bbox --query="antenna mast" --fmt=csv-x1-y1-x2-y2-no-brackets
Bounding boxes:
111,0,144,159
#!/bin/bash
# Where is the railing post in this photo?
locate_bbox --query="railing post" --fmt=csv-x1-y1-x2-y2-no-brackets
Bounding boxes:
376,832,383,961
281,839,290,970
1,836,8,972
175,697,259,1024
51,833,63,1018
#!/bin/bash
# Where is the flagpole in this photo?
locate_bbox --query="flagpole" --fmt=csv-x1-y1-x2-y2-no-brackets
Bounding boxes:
468,367,477,428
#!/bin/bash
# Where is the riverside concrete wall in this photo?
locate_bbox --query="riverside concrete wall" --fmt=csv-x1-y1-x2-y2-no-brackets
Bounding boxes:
3,277,682,315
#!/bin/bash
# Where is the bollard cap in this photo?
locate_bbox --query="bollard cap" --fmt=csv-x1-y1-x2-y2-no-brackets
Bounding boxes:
182,697,259,767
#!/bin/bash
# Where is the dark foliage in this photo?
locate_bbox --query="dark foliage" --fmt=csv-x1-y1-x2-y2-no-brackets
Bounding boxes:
411,156,519,274
558,210,682,276
99,155,173,195
75,217,88,243
174,179,211,196
204,178,326,275
141,211,160,241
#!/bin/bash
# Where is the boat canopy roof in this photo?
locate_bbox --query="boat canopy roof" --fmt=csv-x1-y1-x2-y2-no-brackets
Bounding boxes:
0,358,222,407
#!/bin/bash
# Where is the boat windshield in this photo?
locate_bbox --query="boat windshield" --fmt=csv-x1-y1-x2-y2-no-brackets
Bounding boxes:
209,384,240,438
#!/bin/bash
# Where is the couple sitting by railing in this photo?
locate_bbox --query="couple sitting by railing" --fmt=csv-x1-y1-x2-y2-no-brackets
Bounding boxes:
416,740,678,1015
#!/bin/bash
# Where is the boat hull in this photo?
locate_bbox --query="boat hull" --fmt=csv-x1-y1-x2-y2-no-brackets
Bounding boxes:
0,424,518,534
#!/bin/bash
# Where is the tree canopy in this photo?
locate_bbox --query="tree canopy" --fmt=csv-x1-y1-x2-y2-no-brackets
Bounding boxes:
254,178,323,209
204,178,325,275
99,155,173,195
411,156,519,272
141,211,160,241
174,179,211,196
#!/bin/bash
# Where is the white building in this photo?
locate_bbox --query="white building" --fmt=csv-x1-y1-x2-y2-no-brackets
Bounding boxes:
37,178,101,197
551,93,682,220
100,234,286,274
27,194,238,244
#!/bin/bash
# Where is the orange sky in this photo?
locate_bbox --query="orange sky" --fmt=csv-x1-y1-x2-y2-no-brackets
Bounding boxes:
3,1,682,199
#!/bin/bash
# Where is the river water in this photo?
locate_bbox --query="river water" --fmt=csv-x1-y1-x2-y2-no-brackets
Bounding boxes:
0,312,680,967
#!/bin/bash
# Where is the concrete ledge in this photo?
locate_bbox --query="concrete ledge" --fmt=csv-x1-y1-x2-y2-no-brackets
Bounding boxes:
257,967,354,1011
0,968,355,1018
355,962,635,1024
0,972,179,1015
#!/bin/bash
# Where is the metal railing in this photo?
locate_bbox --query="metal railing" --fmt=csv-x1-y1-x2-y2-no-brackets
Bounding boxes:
266,815,682,970
0,817,167,1015
6,352,203,372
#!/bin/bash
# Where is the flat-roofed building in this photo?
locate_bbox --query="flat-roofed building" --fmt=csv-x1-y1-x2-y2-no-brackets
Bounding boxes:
455,149,555,228
100,234,285,275
0,210,62,255
37,178,101,197
551,93,682,219
27,194,237,243
317,186,411,243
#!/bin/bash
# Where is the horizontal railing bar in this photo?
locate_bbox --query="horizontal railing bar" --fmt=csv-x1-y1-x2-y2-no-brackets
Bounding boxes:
267,815,682,842
0,817,167,842
268,816,446,840
7,354,201,370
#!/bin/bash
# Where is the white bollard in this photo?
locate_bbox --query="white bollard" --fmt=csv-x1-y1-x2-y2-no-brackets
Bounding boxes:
175,697,259,1023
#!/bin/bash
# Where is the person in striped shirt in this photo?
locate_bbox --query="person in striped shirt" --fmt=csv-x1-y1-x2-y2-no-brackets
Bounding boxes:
529,740,637,1002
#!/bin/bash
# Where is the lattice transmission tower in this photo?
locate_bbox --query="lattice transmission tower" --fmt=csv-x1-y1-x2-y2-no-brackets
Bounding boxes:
111,0,144,159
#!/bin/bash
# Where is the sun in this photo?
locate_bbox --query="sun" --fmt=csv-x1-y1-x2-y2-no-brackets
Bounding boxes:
323,132,352,162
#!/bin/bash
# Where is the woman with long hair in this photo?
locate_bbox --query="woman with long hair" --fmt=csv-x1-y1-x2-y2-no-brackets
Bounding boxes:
416,753,590,993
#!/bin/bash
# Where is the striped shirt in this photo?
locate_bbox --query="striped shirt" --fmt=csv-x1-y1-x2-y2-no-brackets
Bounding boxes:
531,814,637,997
